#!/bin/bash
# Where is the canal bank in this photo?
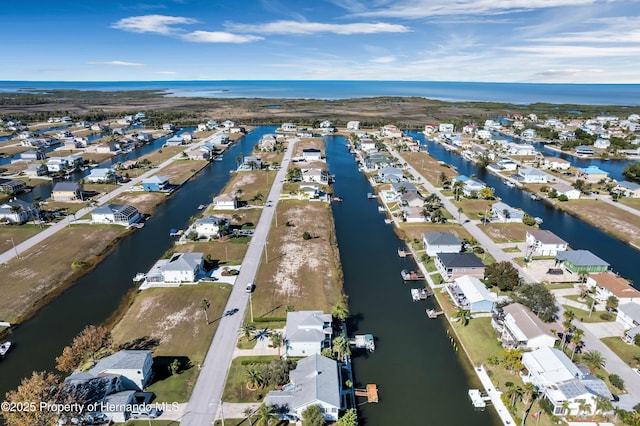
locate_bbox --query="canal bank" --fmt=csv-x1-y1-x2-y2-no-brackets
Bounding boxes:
325,134,499,425
0,126,277,400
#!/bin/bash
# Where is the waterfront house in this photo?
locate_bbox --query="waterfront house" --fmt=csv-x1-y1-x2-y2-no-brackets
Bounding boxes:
399,191,424,208
46,157,70,173
299,183,322,200
213,194,238,210
364,153,391,170
264,354,341,422
447,275,498,313
94,142,121,154
555,250,609,274
360,138,377,153
162,123,176,131
525,230,568,257
577,166,609,183
377,166,404,183
18,149,46,161
52,182,83,201
281,122,297,132
137,132,154,143
521,347,612,417
142,176,169,192
491,202,524,223
614,181,640,198
165,135,184,146
89,350,153,390
522,129,537,140
24,163,47,177
91,123,111,132
144,252,205,286
575,145,595,156
586,273,640,305
302,148,322,162
302,168,329,184
230,126,246,135
92,204,141,226
438,123,454,135
0,198,38,224
484,120,502,131
403,206,425,222
476,129,492,140
594,138,611,149
507,143,537,156
0,178,26,195
435,252,485,282
542,156,571,171
284,310,333,357
319,120,333,129
192,215,230,239
452,175,486,197
516,168,547,184
346,121,360,130
382,124,403,138
423,232,462,256
63,374,134,423
616,302,640,330
238,156,263,171
85,168,117,183
258,134,278,151
496,158,518,171
492,303,557,350
552,183,580,200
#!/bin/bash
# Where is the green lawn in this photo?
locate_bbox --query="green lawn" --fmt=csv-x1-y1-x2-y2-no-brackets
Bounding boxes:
560,305,614,323
222,356,280,403
602,337,640,367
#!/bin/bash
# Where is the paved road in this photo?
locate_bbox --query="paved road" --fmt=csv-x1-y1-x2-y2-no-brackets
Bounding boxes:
0,131,224,265
181,138,297,426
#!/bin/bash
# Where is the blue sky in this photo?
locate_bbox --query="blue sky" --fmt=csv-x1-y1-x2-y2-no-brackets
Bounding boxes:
3,0,640,83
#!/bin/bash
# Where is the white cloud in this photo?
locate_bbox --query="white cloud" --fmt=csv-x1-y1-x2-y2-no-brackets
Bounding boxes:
504,44,640,58
181,31,263,43
226,20,410,35
157,71,177,74
88,61,145,67
111,14,197,34
370,55,397,63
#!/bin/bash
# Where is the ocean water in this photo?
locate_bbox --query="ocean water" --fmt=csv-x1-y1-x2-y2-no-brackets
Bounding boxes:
0,80,639,106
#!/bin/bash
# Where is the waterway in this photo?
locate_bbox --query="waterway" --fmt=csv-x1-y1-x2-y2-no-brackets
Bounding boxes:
406,130,640,286
0,126,276,399
325,135,498,425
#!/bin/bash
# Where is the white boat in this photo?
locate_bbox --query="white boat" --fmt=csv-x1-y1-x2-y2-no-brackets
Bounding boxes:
378,206,385,212
534,217,544,224
349,334,375,352
505,181,516,188
132,273,146,282
411,288,430,301
0,341,11,356
384,218,393,224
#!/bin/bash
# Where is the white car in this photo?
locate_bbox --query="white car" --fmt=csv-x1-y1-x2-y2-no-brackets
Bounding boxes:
246,283,255,293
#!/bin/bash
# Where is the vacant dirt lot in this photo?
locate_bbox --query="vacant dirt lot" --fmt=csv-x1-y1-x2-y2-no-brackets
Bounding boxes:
400,151,458,186
482,223,532,243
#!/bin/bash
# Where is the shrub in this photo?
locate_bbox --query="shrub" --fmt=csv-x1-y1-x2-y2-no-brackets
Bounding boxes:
302,231,312,240
599,312,612,321
609,373,625,390
557,194,569,202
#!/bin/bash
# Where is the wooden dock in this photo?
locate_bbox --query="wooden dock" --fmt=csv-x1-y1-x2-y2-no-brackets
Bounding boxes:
397,247,407,257
426,309,444,318
355,384,379,403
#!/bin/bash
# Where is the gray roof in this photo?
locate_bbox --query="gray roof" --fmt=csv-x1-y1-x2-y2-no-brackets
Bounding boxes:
143,175,168,184
423,232,461,246
619,302,640,322
527,229,567,245
93,204,138,216
618,180,640,190
90,350,151,373
285,310,331,344
391,182,418,193
102,390,136,409
162,253,204,272
556,250,609,267
53,181,81,192
437,252,484,268
265,354,340,411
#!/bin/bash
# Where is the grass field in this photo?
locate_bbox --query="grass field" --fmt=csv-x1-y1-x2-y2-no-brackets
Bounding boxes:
601,336,640,367
396,223,473,245
0,224,44,246
619,197,640,210
141,146,186,166
111,283,232,402
222,356,280,403
453,198,493,220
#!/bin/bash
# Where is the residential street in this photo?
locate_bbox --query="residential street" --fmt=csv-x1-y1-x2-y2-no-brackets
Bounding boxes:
181,138,296,426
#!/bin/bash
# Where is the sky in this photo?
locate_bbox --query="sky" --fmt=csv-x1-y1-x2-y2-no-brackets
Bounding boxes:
2,0,640,83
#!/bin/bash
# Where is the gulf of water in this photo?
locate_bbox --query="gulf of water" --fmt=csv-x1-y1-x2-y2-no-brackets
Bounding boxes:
1,80,640,105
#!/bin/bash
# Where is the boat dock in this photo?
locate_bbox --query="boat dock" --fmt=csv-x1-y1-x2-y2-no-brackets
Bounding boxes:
401,269,424,281
468,389,489,409
411,288,432,301
426,309,444,318
169,228,183,236
367,193,377,199
349,334,375,352
397,247,407,257
355,384,379,403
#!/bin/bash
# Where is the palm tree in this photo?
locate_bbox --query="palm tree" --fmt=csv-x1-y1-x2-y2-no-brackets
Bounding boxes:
241,322,256,341
332,335,351,361
254,403,276,426
245,366,264,390
561,319,573,350
582,350,606,372
244,407,255,425
504,382,525,408
253,192,264,205
455,307,470,326
269,331,283,357
594,395,613,418
457,206,464,223
331,297,349,322
563,309,576,322
231,213,242,224
200,299,211,324
571,328,585,360
453,180,465,201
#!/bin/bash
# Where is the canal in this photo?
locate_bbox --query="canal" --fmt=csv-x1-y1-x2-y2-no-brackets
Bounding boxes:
325,135,498,425
406,130,640,286
0,126,276,399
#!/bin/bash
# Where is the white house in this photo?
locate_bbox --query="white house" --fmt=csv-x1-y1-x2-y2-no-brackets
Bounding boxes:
89,350,153,390
192,216,230,239
542,156,571,171
614,181,640,198
281,122,297,132
492,202,524,223
446,275,498,313
496,158,518,171
143,253,205,287
552,183,580,200
525,230,568,257
284,310,332,357
0,198,38,224
594,138,611,149
382,124,403,138
507,143,537,156
439,123,454,134
522,129,537,140
359,138,377,153
264,354,341,422
85,168,117,183
302,148,322,162
423,232,462,257
616,302,640,330
587,273,640,305
517,168,548,184
346,121,360,130
213,194,238,210
476,129,492,140
92,204,141,226
46,157,70,173
492,303,557,350
165,135,184,146
302,168,329,184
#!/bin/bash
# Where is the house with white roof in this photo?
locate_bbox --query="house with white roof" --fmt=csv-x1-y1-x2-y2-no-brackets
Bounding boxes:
281,122,297,132
85,168,117,183
377,166,404,183
542,156,571,171
359,138,377,153
522,129,537,140
89,350,153,390
521,347,612,417
491,202,524,223
439,123,455,134
213,194,238,210
92,204,141,226
192,216,230,239
476,129,492,140
587,273,640,305
453,175,487,197
484,120,502,131
616,302,640,330
143,252,205,287
594,138,611,149
382,124,403,138
525,230,568,257
346,121,360,130
302,149,322,162
575,145,595,156
446,275,498,313
302,168,329,184
507,143,537,156
264,354,341,422
142,176,169,192
423,232,462,257
165,135,184,146
516,168,548,184
284,310,333,357
492,303,557,350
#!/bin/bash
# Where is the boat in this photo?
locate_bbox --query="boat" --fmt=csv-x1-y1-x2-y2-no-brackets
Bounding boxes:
426,309,444,318
0,341,11,356
534,217,544,224
367,193,377,199
505,181,516,188
378,206,385,212
398,248,407,257
331,196,343,202
384,218,393,224
401,269,425,281
530,193,542,201
169,228,183,236
198,204,206,209
411,288,429,301
349,334,375,352
132,273,146,282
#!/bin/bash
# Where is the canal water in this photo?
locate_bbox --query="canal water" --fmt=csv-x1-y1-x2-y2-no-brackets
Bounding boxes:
325,135,498,425
406,130,640,286
0,126,276,399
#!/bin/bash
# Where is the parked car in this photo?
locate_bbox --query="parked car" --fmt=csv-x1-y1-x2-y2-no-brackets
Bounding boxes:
246,282,255,293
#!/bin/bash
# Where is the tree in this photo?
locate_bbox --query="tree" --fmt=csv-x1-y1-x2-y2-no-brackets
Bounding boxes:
512,283,558,322
582,350,606,372
623,162,640,183
242,322,256,340
56,325,112,372
332,335,351,361
484,261,520,291
570,328,585,360
244,407,255,425
200,298,211,324
169,358,181,375
455,307,470,326
457,206,464,222
2,371,62,426
245,366,264,389
609,373,625,391
254,403,276,426
331,295,349,322
500,348,524,373
606,295,619,312
504,381,525,408
337,408,357,426
269,331,283,357
594,395,613,417
573,178,586,192
453,180,465,201
302,231,312,240
302,404,326,426
478,186,495,200
232,213,242,224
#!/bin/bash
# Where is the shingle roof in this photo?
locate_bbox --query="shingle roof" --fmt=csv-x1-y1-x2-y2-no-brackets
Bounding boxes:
527,229,567,245
589,273,640,298
556,250,609,267
423,232,461,246
619,302,640,322
437,252,484,268
285,311,331,344
90,350,151,373
503,303,555,340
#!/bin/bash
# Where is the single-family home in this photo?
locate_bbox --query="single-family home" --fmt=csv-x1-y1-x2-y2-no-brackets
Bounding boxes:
52,182,83,201
359,138,377,152
89,350,153,390
577,166,609,183
142,176,169,192
24,163,48,177
521,347,612,417
213,194,238,210
162,123,176,131
439,123,454,134
516,168,548,184
544,119,565,129
423,232,462,256
522,129,537,140
281,122,297,132
264,354,341,423
377,166,404,183
302,148,322,162
364,153,391,170
192,216,230,239
542,156,571,171
92,204,141,226
555,250,609,274
575,145,595,156
18,149,46,161
0,178,26,195
491,303,557,350
164,135,184,146
299,183,322,199
94,142,121,154
403,206,426,223
62,374,134,423
284,310,333,357
399,191,424,208
594,138,611,149
144,252,205,286
507,143,537,156
346,121,360,130
525,230,568,257
137,132,154,143
0,198,38,224
552,183,580,200
91,123,111,132
496,158,518,171
587,273,640,305
230,126,246,134
435,252,485,282
319,120,332,129
302,168,329,184
614,181,640,198
446,275,498,313
491,202,525,223
85,168,117,183
484,120,502,131
390,182,418,199
259,134,278,151
617,302,640,330
453,175,486,197
382,124,403,138
476,129,492,140
46,157,70,173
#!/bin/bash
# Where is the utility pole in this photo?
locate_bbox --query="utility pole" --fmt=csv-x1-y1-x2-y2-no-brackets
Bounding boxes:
249,292,254,322
6,237,19,258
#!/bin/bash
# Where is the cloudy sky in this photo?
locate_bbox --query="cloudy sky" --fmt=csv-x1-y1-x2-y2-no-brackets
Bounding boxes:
3,0,640,83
